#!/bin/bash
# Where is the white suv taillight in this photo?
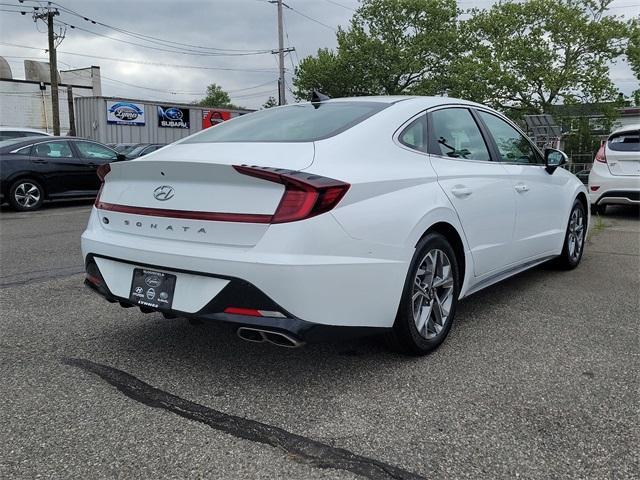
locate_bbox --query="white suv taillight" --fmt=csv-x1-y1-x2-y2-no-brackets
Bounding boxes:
233,165,350,224
595,144,607,163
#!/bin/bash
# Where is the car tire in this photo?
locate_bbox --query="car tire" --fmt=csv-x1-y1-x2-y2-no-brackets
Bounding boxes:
553,199,587,270
386,232,460,356
595,203,607,215
8,178,44,211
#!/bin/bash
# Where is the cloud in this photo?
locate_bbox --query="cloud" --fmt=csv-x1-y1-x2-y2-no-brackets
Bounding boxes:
0,0,636,109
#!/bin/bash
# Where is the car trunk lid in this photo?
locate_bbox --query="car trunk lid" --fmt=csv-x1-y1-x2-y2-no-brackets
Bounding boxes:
606,129,640,176
95,142,315,246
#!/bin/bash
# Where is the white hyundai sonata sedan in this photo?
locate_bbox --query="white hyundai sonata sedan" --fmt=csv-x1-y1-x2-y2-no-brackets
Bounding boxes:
82,96,588,355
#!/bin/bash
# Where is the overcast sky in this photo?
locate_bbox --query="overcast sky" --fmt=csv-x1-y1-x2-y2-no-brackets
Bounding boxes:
0,0,638,109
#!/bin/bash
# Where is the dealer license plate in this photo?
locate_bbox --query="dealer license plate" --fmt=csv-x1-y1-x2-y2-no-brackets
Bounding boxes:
129,268,176,310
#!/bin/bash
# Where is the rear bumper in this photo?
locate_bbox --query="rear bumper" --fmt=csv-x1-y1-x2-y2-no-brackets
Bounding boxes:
84,254,387,342
588,166,640,205
81,207,410,329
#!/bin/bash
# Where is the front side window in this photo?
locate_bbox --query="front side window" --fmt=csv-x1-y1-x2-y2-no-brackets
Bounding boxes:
429,108,491,161
75,141,117,160
33,141,73,158
398,115,427,152
478,111,541,164
183,102,388,143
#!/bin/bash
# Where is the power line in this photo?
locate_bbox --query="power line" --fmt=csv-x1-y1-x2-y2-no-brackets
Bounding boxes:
0,42,280,73
323,0,357,12
283,3,338,32
16,0,273,54
52,19,272,57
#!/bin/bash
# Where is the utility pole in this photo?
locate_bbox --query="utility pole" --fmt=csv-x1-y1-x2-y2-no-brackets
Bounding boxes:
276,0,286,105
33,8,62,135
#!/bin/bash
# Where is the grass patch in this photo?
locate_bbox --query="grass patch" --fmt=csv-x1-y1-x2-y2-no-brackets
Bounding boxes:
589,214,607,239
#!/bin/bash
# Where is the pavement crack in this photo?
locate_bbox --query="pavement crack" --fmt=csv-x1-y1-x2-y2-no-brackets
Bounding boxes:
0,268,84,288
63,357,426,480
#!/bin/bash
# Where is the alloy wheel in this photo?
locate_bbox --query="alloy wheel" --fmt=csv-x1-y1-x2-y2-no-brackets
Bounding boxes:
412,248,455,339
14,182,41,209
567,207,585,261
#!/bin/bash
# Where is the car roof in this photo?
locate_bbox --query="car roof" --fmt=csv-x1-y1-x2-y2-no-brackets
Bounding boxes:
313,95,486,110
0,126,51,134
611,124,640,135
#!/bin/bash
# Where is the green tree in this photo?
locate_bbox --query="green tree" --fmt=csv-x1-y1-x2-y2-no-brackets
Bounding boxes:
262,96,278,109
198,83,236,108
293,0,460,99
449,0,630,116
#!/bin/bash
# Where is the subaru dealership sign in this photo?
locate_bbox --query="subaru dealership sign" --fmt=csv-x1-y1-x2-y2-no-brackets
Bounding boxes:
157,106,190,129
107,101,145,125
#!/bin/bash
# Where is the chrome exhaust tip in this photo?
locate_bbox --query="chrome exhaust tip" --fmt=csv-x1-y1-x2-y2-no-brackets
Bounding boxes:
237,327,304,348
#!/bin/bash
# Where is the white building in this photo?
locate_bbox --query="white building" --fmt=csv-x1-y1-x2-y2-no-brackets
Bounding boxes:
0,57,101,134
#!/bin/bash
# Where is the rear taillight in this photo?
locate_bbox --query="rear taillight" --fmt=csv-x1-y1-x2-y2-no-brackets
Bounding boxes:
595,144,607,163
233,165,350,224
97,163,111,181
95,163,111,205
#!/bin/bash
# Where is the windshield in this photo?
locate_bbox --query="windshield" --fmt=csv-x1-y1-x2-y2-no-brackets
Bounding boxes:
125,145,149,157
608,130,639,152
183,102,388,143
114,144,139,154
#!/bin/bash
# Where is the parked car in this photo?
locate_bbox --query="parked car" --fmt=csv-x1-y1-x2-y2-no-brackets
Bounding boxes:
0,127,51,141
124,143,165,159
109,143,140,156
82,96,588,355
588,124,640,214
0,136,123,211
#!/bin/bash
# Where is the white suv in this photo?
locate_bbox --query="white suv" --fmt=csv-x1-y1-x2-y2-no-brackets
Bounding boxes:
588,124,640,214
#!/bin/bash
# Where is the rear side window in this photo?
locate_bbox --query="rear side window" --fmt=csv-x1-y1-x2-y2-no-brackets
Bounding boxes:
429,108,491,161
399,115,427,152
608,130,639,151
183,102,388,143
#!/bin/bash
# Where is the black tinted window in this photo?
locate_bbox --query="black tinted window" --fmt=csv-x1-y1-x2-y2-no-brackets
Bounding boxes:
479,111,541,164
183,102,388,143
399,116,427,152
608,131,639,152
429,108,490,161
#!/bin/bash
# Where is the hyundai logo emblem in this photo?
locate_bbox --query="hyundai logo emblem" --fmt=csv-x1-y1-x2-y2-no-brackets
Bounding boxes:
153,185,174,201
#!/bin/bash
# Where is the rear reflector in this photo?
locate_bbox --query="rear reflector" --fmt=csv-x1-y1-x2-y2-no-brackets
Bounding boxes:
590,186,600,191
233,165,350,223
224,307,286,318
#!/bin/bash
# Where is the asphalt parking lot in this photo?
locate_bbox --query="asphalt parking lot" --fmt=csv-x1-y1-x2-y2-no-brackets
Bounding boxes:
0,201,638,479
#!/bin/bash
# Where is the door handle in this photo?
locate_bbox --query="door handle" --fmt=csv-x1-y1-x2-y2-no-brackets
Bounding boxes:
451,186,472,198
514,184,529,193
32,159,48,164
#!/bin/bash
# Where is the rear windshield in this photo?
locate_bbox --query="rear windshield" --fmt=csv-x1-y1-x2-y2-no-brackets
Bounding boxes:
608,130,639,152
183,102,388,143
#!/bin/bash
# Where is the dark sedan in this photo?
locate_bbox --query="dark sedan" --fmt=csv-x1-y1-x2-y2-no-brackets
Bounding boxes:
0,136,123,211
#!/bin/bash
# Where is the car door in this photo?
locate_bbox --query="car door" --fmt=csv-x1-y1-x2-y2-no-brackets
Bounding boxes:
427,106,516,277
71,141,118,191
29,140,85,196
476,110,567,260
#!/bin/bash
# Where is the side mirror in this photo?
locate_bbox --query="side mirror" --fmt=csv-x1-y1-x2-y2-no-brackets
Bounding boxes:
116,154,126,162
544,148,568,174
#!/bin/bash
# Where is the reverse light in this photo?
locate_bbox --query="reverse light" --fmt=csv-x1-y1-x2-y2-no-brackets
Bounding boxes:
595,144,607,163
233,165,350,223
